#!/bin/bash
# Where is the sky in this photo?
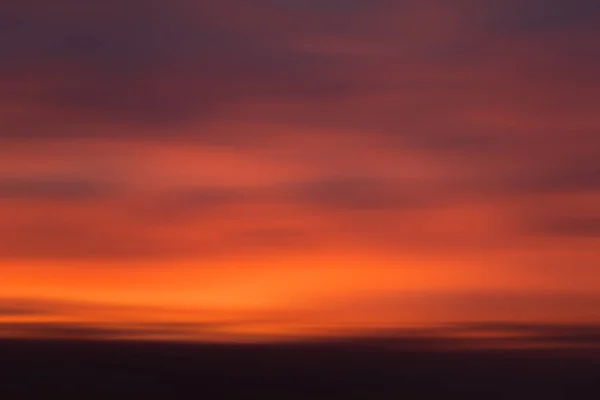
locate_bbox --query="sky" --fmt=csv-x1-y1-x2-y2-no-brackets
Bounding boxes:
0,0,599,344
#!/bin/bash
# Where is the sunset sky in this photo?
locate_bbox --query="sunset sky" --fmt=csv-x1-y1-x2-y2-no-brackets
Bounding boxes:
0,0,598,344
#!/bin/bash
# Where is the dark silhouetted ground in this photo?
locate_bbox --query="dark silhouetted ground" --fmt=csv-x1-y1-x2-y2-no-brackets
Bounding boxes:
1,338,599,399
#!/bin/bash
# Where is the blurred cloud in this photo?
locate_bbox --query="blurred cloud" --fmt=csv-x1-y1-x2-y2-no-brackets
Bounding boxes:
0,176,116,200
0,0,598,340
531,216,600,237
1,291,600,347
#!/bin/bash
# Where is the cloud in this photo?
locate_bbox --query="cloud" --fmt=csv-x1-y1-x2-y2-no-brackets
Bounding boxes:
0,322,129,340
526,156,600,193
1,290,600,346
531,216,600,237
0,302,48,317
3,318,600,348
0,0,354,135
130,174,437,228
323,290,600,327
291,176,421,211
0,297,110,318
0,0,597,294
0,295,296,341
1,0,596,139
0,166,591,261
0,222,189,260
486,0,600,33
0,176,116,200
0,320,248,341
447,322,600,347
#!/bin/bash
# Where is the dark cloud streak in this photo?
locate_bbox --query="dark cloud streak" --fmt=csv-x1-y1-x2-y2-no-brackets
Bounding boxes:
0,176,116,200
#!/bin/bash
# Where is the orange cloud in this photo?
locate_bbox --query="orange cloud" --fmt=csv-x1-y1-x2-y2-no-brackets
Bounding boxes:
0,0,598,342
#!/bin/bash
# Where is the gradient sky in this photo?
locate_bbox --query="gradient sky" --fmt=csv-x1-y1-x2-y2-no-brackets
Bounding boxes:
0,0,599,343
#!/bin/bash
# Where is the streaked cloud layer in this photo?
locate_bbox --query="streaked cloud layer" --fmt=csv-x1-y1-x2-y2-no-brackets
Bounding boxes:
0,0,598,342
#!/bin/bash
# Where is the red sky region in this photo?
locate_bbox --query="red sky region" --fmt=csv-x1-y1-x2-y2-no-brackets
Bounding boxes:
0,0,599,344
